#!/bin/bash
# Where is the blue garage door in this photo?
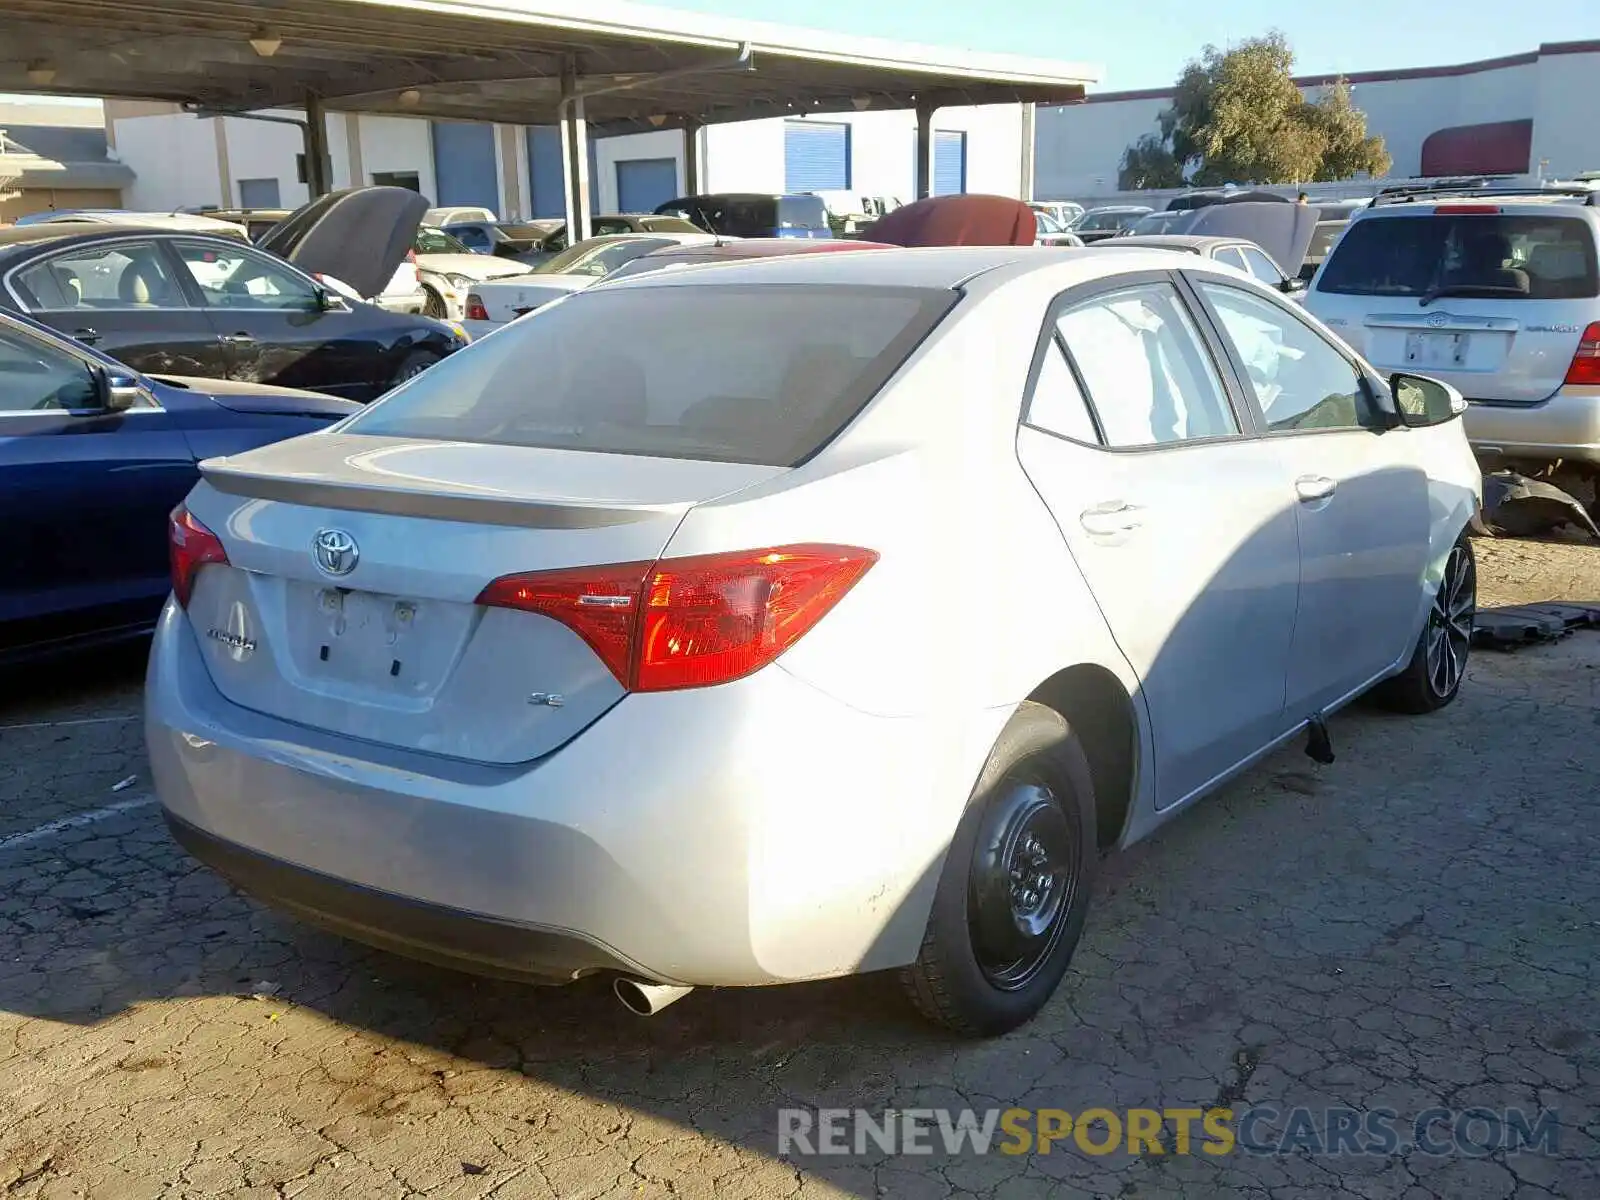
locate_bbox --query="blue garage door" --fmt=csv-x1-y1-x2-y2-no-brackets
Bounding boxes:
430,121,499,213
525,126,600,217
934,130,967,196
784,121,850,192
616,158,678,214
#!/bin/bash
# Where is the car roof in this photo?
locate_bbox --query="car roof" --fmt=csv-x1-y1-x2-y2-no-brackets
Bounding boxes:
1107,235,1242,254
0,224,242,252
605,245,1060,291
1084,205,1152,213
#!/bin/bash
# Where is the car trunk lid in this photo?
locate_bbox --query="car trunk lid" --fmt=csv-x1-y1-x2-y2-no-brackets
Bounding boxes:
186,434,784,763
1353,302,1583,404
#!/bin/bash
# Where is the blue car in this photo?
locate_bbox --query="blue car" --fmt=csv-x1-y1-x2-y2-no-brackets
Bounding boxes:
0,307,359,664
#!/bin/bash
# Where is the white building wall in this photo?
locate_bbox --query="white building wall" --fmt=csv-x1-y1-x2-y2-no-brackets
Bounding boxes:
220,111,310,209
1034,47,1594,201
115,114,224,210
1034,96,1167,199
1530,49,1600,177
704,117,787,193
357,115,436,200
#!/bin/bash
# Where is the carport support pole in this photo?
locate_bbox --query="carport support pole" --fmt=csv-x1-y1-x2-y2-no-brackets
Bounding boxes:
914,101,935,200
683,119,703,194
303,93,332,197
559,60,591,244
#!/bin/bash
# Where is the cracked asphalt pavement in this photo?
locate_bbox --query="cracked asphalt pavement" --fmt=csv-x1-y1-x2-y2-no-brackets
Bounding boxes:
1,537,1596,1199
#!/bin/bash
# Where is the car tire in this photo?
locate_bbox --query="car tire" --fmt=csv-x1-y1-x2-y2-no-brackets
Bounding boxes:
900,701,1097,1038
422,287,448,320
392,349,439,387
1371,536,1476,714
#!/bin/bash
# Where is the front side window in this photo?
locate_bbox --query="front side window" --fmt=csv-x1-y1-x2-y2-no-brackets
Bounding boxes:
14,241,186,310
1056,282,1239,448
340,284,954,466
172,241,318,310
0,324,99,412
1197,280,1378,433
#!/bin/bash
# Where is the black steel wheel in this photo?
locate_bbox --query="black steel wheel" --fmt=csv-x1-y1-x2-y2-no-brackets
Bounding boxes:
901,702,1097,1037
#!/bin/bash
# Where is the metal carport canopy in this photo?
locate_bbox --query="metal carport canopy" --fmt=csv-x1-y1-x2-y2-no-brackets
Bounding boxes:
0,0,1097,232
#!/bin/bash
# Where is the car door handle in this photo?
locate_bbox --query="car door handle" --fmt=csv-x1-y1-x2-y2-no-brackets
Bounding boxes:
220,332,256,344
1079,501,1144,536
1295,475,1338,502
73,327,101,344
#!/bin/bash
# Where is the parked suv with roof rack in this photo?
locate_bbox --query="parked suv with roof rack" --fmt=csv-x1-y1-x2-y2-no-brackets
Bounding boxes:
1307,183,1600,483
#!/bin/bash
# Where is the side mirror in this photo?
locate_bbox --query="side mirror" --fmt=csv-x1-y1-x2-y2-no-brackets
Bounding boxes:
96,367,143,412
1281,276,1308,295
1390,372,1467,427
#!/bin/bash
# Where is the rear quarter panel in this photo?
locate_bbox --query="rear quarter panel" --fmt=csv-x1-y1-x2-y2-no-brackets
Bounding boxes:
659,268,1156,954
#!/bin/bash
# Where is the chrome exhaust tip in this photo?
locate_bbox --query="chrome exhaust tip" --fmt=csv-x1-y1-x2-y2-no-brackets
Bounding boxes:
613,977,694,1016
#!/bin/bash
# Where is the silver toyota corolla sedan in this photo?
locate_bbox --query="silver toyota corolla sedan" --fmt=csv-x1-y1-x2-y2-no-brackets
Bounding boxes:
147,247,1482,1036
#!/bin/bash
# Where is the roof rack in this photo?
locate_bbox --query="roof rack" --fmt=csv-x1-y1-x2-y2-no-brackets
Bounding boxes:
1372,181,1597,207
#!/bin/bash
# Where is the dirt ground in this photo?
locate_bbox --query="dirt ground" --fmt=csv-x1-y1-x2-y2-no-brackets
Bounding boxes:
0,533,1596,1199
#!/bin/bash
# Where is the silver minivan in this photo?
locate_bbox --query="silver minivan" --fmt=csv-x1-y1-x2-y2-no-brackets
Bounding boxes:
1306,185,1600,472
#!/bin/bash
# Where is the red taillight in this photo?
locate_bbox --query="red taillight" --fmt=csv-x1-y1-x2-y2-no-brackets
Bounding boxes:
476,561,651,685
168,505,228,608
476,544,878,692
465,293,489,321
1432,204,1502,214
1564,322,1600,386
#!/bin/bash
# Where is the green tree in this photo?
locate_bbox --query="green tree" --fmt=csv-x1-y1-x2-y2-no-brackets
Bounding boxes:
1117,32,1390,189
1118,134,1184,190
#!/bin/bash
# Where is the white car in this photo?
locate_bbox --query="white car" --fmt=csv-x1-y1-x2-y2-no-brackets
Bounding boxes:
1307,182,1600,471
412,225,532,321
460,232,722,337
147,246,1480,1036
422,205,498,228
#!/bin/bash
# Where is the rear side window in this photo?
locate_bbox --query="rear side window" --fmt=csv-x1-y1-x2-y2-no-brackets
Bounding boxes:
1317,213,1599,300
343,284,954,466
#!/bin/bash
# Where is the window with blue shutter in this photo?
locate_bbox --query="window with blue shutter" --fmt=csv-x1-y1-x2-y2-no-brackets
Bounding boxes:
616,158,679,214
784,121,851,192
934,130,967,196
526,126,601,218
430,121,499,212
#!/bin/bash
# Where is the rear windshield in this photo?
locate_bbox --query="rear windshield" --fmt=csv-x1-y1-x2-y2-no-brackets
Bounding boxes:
1316,213,1599,300
341,284,953,466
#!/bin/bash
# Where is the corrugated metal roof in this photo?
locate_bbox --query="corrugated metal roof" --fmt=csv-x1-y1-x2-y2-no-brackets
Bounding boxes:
0,0,1096,131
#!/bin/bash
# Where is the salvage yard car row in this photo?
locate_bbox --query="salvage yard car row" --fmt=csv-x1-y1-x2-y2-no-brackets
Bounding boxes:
12,182,1593,1039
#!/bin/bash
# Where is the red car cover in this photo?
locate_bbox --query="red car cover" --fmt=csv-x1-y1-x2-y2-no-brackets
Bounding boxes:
864,195,1037,247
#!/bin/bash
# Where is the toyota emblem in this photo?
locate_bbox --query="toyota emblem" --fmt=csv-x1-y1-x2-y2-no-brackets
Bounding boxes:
312,528,359,576
1426,312,1448,329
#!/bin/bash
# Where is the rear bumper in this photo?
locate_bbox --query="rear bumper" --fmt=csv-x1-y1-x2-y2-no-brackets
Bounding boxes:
165,811,636,983
459,317,503,341
1464,387,1600,466
145,602,993,987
